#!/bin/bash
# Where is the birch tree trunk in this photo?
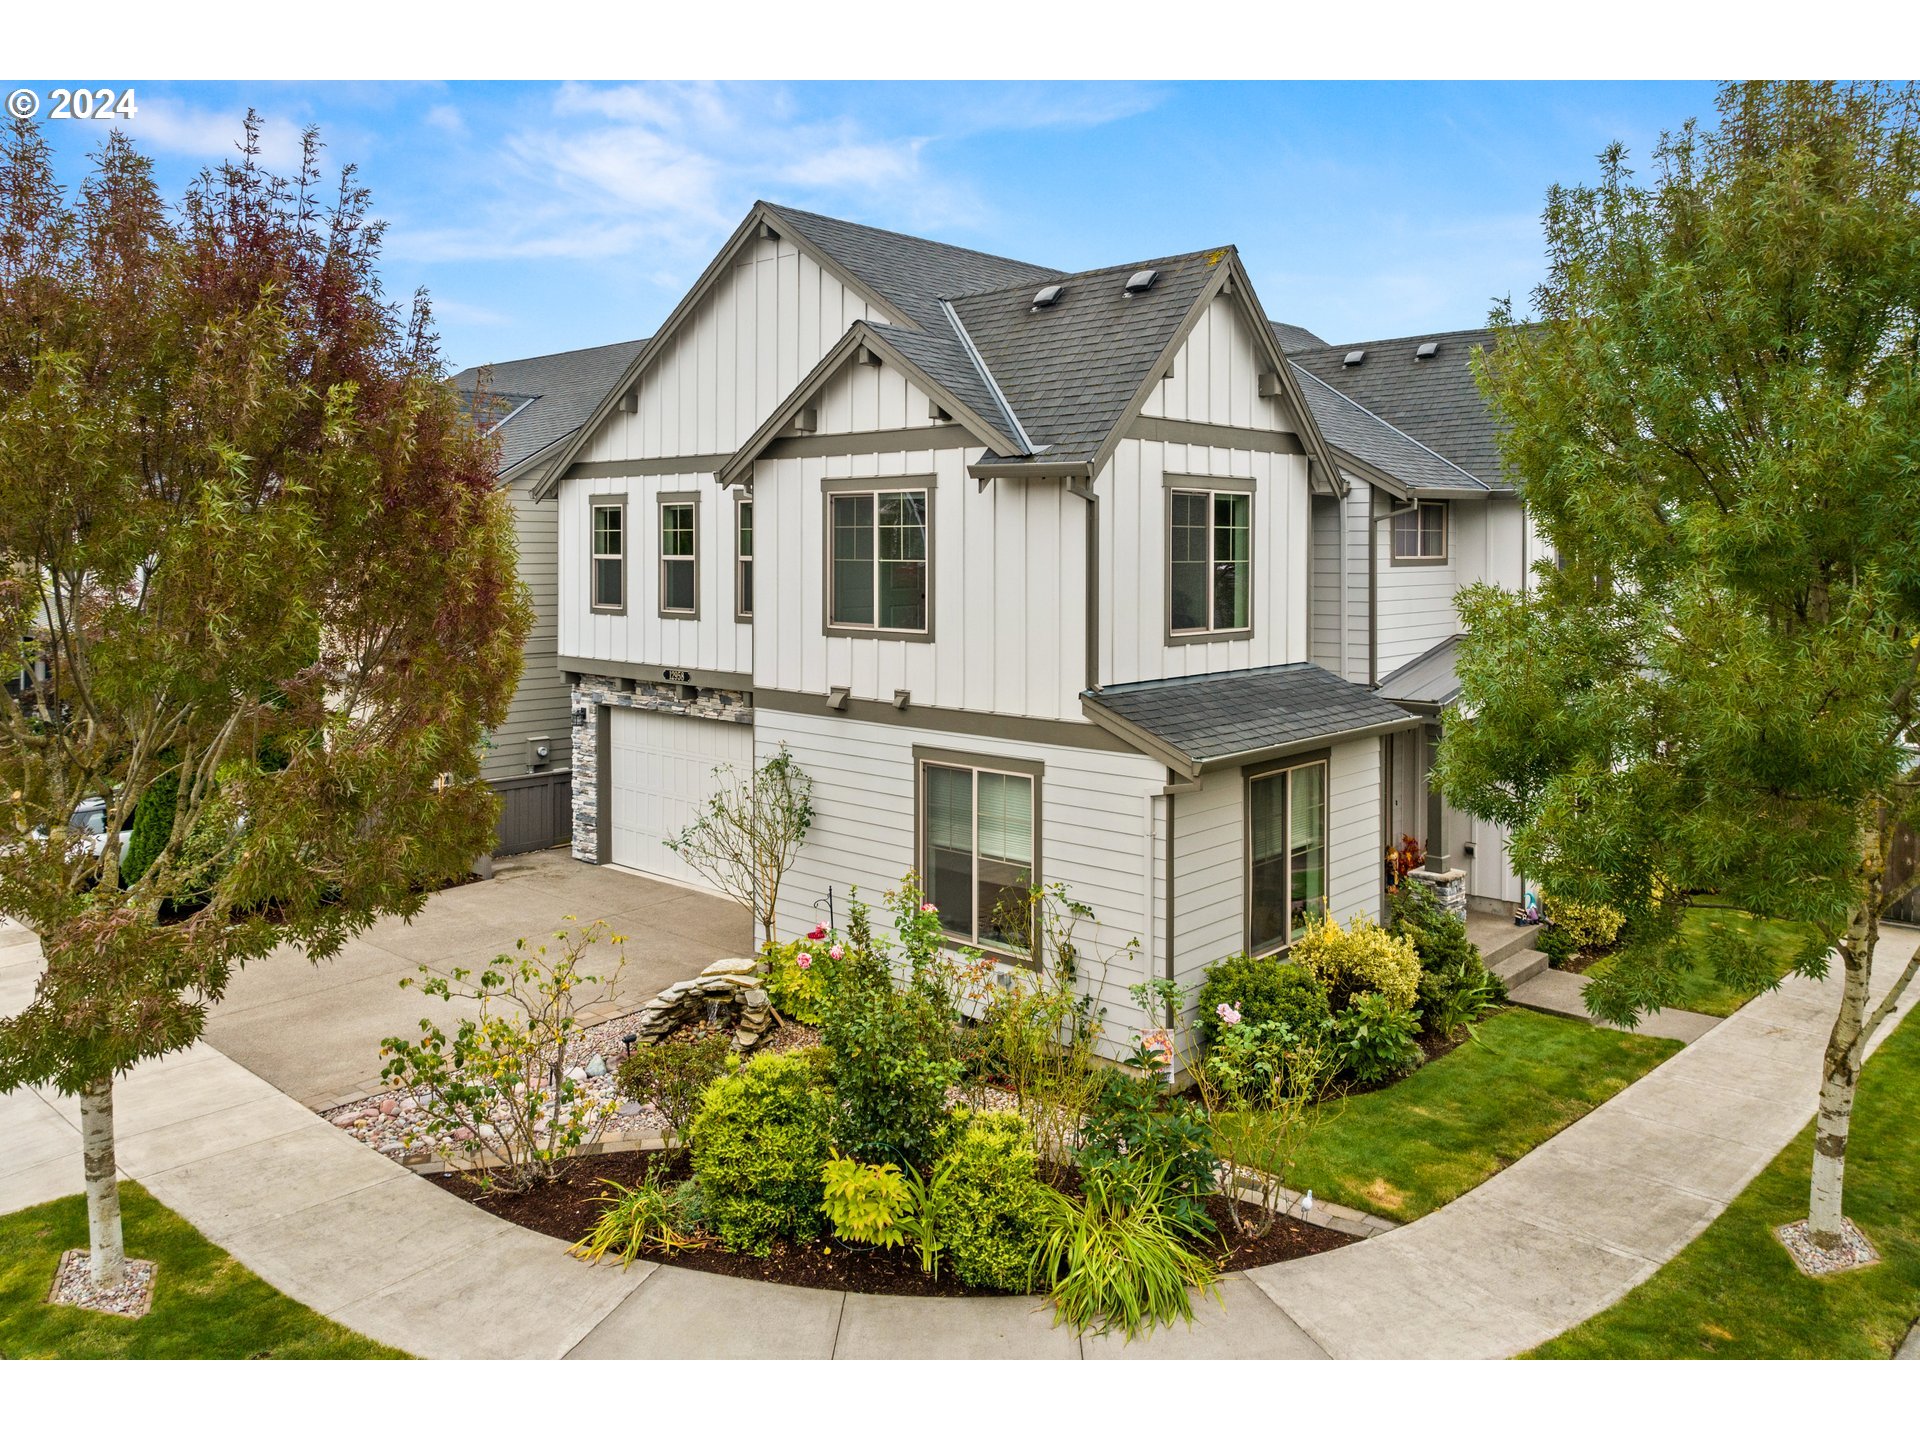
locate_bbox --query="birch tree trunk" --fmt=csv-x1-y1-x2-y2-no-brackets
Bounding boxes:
1807,905,1876,1249
79,1076,127,1287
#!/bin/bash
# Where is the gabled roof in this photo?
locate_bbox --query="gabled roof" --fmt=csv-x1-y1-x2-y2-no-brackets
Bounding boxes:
1081,662,1416,777
1271,320,1328,352
948,248,1230,466
1289,364,1493,495
1289,327,1510,489
451,337,648,483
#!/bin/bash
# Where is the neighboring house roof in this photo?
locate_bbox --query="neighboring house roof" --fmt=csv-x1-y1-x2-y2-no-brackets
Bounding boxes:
1080,662,1417,777
1289,364,1494,495
1375,633,1465,712
948,247,1233,466
1271,320,1328,352
1289,328,1509,487
452,337,649,483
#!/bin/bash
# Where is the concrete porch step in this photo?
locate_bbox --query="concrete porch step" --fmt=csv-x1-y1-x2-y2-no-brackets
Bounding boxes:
1467,913,1542,969
1488,946,1550,991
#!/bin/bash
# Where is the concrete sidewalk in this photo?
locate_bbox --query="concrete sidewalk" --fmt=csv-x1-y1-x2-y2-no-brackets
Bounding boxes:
5,920,1913,1359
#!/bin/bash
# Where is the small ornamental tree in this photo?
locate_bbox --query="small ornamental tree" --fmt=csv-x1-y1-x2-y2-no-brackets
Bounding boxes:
665,744,813,945
1439,82,1920,1257
0,116,528,1288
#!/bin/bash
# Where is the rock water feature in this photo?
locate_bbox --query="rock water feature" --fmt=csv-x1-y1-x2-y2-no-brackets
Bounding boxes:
627,956,775,1051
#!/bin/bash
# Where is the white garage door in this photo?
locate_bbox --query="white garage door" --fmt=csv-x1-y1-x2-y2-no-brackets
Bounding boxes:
607,707,753,890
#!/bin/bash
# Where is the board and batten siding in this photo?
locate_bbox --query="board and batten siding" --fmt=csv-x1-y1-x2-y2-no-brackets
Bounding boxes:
749,359,1088,721
484,473,571,783
558,234,879,673
1372,486,1463,678
760,708,1170,1053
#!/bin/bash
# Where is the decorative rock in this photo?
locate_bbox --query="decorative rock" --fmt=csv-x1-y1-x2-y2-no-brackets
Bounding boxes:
565,1065,588,1082
700,958,761,977
585,1054,608,1078
378,1097,398,1116
331,1113,359,1128
741,988,769,1008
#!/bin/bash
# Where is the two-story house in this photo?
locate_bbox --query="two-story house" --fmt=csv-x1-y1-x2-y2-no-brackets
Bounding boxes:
538,202,1519,1046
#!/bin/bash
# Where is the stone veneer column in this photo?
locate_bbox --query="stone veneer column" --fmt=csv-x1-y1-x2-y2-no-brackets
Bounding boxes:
569,684,601,862
1406,866,1468,920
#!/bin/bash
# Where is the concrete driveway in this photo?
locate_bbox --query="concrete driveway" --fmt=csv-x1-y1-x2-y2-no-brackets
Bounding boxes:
204,848,752,1110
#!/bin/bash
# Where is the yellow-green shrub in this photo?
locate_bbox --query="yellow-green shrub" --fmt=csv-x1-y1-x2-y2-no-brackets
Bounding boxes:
1291,912,1420,1013
1544,895,1626,953
763,937,828,1024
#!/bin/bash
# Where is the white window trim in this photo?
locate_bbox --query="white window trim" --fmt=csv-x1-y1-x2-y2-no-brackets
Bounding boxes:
1390,498,1449,565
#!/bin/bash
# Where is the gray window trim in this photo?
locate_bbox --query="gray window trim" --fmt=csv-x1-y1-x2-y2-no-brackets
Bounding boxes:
1243,747,1331,958
1165,477,1255,646
656,490,701,620
821,474,935,643
911,744,1043,966
589,497,627,615
733,490,754,623
1389,498,1450,566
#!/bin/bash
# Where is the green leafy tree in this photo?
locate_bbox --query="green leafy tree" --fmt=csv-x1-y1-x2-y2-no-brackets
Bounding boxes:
1439,82,1920,1255
0,116,528,1288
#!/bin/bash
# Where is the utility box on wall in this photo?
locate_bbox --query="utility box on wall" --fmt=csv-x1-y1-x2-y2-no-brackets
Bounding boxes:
525,735,552,771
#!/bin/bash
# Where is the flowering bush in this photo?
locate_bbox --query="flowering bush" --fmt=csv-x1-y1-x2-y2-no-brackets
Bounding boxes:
1195,952,1333,1045
1385,832,1427,890
763,936,828,1024
1291,912,1421,1014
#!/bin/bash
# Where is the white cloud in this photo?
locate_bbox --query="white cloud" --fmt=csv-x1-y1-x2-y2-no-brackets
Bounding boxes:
422,103,466,137
386,81,1153,269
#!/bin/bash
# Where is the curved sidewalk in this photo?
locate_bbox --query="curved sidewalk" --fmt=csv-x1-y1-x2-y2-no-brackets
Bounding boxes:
3,920,1914,1359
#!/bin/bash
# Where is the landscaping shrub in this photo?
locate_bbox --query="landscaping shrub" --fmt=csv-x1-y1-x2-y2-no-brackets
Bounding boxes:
686,1053,834,1255
817,892,960,1169
1391,883,1506,1038
616,1033,731,1141
935,1112,1053,1293
1077,1069,1216,1239
819,1151,913,1247
763,935,828,1025
1195,952,1333,1045
1544,894,1627,955
570,1170,705,1267
1537,924,1580,967
119,763,179,887
1417,962,1508,1039
1332,992,1425,1084
1199,1017,1297,1103
1032,1165,1221,1341
1292,912,1421,1013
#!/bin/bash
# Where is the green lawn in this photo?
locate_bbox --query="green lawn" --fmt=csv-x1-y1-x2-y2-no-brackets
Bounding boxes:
1585,908,1818,1018
0,1184,407,1359
1224,1008,1682,1222
1529,1001,1920,1359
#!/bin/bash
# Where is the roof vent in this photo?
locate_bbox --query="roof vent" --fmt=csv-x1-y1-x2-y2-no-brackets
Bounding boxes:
1343,349,1366,367
1123,269,1159,295
1415,341,1440,361
1031,283,1065,310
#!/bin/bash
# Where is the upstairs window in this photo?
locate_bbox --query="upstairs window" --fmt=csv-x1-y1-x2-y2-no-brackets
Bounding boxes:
590,500,625,613
827,485,929,636
658,495,697,617
1169,487,1252,638
1391,499,1448,563
735,497,754,620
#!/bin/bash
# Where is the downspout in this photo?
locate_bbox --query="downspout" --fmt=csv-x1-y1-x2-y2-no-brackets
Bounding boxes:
1070,478,1099,695
1161,770,1203,1029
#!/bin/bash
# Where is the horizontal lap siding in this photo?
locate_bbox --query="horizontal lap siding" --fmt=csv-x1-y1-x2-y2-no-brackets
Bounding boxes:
761,709,1165,1055
1327,737,1383,924
487,476,570,782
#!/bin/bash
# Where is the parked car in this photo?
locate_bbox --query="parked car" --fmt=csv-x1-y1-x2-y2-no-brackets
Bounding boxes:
29,797,134,866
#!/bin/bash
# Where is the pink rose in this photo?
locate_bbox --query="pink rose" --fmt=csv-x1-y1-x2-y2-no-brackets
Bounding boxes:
1216,1002,1242,1026
828,944,844,961
796,952,812,969
921,902,937,915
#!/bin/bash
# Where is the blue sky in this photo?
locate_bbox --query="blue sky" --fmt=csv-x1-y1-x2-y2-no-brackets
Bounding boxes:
13,80,1720,370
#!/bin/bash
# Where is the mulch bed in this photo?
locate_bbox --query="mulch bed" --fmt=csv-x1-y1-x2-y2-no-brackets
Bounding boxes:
428,1147,1355,1298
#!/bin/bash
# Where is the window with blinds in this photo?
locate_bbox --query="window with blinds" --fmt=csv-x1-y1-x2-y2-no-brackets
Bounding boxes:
1247,758,1329,953
921,760,1035,953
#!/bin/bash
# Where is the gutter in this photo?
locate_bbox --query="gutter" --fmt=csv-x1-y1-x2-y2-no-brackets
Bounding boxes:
1069,477,1099,695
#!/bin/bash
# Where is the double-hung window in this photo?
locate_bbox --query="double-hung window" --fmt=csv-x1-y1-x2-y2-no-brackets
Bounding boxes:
1168,485,1252,637
1391,499,1448,563
827,484,929,636
919,754,1038,954
1246,757,1328,953
658,494,697,617
590,500,625,613
735,497,754,620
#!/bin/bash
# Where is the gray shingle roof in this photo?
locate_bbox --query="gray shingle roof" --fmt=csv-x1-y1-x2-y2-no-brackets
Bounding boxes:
1289,364,1492,493
1376,633,1464,711
761,203,1061,335
949,248,1231,464
1084,662,1415,773
1271,320,1328,352
1289,328,1510,488
452,337,649,479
